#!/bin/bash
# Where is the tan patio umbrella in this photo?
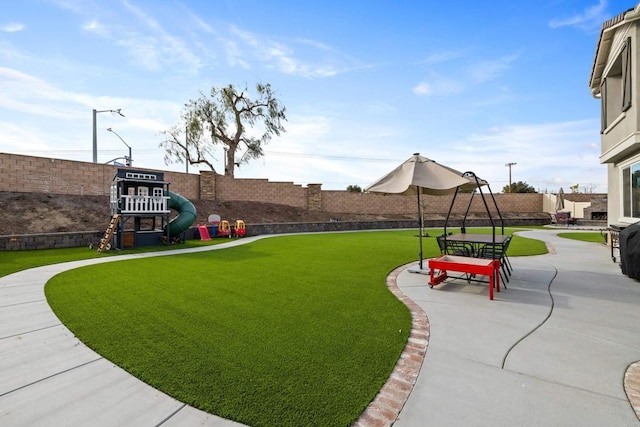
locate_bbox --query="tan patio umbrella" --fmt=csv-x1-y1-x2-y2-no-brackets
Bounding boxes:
365,153,485,269
555,187,565,212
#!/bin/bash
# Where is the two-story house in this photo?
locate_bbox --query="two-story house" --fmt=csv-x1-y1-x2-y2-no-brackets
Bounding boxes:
590,4,640,225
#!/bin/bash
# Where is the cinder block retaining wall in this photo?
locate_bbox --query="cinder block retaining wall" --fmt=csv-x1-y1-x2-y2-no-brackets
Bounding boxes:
0,231,103,251
245,217,550,236
0,218,551,251
1,152,547,216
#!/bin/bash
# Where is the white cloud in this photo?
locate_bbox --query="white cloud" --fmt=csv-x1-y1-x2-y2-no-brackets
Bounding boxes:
549,0,609,30
82,19,110,37
467,54,519,83
221,37,251,69
226,24,355,78
414,53,518,97
412,82,431,95
447,120,606,192
0,121,49,150
0,23,25,32
413,72,464,97
419,50,466,66
0,67,86,119
73,2,203,74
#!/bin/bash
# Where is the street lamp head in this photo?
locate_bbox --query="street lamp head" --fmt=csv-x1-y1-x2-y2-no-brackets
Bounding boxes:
114,109,124,117
106,127,131,149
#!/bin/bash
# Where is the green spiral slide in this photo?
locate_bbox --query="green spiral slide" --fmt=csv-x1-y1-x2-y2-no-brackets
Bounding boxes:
166,191,197,236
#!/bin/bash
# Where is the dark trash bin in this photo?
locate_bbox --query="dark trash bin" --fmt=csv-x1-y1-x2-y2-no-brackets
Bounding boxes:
619,222,640,280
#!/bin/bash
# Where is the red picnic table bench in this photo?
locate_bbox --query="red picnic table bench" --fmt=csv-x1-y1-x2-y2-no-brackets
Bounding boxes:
428,254,501,300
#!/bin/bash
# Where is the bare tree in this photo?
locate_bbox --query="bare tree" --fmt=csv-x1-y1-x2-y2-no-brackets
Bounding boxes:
160,82,286,177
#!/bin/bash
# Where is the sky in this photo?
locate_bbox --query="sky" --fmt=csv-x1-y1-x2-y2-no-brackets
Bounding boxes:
0,0,636,193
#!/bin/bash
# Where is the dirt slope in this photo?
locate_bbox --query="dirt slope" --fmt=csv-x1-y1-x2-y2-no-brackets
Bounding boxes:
0,192,411,235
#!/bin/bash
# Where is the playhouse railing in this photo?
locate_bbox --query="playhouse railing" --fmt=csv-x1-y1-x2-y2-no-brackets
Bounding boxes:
119,195,170,214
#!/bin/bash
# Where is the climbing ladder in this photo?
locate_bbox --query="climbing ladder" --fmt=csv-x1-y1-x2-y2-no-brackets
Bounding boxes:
97,214,120,253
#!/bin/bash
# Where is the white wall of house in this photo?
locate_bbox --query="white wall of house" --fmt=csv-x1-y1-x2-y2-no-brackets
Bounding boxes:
591,5,640,226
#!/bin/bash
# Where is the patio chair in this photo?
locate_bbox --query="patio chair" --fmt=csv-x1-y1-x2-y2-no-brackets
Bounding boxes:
479,235,512,286
435,234,474,283
436,234,473,257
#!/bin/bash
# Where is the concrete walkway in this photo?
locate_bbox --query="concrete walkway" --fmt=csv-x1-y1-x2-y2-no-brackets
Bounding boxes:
1,230,640,426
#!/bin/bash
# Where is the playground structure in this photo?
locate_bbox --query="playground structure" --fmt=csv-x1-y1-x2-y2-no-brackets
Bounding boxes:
97,169,196,252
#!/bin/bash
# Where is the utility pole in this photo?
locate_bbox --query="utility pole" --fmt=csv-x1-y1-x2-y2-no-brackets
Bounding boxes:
92,109,124,163
505,162,517,192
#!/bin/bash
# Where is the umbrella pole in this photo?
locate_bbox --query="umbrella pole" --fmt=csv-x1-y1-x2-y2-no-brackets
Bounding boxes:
417,187,424,270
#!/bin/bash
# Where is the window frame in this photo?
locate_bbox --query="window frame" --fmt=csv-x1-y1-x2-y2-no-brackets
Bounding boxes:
601,37,632,133
622,160,640,219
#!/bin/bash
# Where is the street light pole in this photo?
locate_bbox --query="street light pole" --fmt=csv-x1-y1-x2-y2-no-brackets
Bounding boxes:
106,127,132,166
505,162,517,192
93,108,124,163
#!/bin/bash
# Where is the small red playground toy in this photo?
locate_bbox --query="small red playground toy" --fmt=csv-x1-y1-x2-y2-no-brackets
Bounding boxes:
234,220,246,237
217,220,231,238
196,224,212,240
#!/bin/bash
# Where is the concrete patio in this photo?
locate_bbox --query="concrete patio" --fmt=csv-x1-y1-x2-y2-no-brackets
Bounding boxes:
393,229,640,426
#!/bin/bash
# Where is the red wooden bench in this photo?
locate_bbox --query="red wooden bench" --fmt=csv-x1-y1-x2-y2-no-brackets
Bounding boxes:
428,255,501,300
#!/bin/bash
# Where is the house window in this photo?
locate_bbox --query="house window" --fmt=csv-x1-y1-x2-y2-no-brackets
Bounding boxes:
153,187,163,197
601,37,632,132
622,162,640,218
137,186,149,196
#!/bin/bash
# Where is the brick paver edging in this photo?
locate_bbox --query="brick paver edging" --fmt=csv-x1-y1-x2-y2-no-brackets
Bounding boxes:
625,361,640,421
353,262,429,427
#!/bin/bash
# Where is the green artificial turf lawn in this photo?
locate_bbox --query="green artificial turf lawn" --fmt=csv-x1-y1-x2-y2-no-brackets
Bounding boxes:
42,229,545,426
557,232,607,244
46,231,415,426
0,239,229,278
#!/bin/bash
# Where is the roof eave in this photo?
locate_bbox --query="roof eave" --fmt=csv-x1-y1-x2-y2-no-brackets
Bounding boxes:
589,5,640,96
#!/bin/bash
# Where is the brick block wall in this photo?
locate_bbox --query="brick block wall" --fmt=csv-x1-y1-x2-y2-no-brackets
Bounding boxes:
321,191,543,216
213,175,308,208
0,152,555,217
0,152,200,199
162,170,200,199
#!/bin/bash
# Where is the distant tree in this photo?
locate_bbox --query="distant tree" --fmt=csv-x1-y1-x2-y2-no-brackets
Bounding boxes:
160,82,287,177
503,181,537,193
346,185,362,193
569,184,580,193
